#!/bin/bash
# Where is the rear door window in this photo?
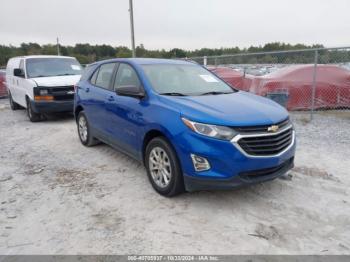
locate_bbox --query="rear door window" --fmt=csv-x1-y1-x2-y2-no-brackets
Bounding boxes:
94,63,116,90
113,63,140,91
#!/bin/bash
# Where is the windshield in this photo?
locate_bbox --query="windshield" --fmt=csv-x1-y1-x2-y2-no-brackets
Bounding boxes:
141,64,235,96
26,58,82,78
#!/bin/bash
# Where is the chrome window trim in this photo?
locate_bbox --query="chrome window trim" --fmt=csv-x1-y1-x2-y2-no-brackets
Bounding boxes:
231,125,295,158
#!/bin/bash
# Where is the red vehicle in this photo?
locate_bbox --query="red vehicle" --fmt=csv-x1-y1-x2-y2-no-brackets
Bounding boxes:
0,70,7,98
250,65,350,110
211,65,350,110
208,66,252,92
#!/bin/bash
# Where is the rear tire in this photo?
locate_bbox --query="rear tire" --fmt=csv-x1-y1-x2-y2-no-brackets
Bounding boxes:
9,92,20,110
145,137,184,197
77,111,99,146
26,98,41,122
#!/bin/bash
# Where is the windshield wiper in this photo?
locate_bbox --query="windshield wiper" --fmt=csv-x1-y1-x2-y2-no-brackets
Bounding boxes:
32,75,49,78
199,91,233,96
32,74,77,78
56,73,78,76
159,92,187,96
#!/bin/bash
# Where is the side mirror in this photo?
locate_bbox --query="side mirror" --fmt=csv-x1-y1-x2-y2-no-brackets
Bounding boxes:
14,68,25,78
116,85,145,99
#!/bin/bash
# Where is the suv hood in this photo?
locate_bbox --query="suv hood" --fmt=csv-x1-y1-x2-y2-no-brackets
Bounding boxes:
159,91,289,126
31,75,81,87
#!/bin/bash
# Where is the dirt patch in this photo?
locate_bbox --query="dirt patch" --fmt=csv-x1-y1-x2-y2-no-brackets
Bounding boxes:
55,168,92,184
293,166,340,182
0,174,13,182
23,164,45,176
249,223,284,242
297,116,311,125
319,110,350,120
0,104,7,111
91,208,125,231
49,168,97,194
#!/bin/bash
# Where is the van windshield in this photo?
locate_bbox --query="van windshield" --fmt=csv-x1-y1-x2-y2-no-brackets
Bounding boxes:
26,58,82,78
141,64,235,96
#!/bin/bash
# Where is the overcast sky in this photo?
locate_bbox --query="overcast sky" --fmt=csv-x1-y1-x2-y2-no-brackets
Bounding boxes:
0,0,349,50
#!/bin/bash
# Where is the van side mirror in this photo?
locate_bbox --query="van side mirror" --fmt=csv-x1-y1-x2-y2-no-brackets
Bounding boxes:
116,85,145,99
14,68,25,78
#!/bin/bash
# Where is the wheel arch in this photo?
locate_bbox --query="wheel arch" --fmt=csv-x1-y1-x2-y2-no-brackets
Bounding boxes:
25,95,31,108
142,127,185,196
142,128,176,165
74,105,84,121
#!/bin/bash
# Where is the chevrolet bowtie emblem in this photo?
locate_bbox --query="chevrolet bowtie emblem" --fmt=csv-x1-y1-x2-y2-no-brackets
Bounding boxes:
67,91,75,95
267,125,279,132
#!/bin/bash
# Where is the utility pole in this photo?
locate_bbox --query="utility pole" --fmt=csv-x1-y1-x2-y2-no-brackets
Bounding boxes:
56,37,60,56
129,0,136,57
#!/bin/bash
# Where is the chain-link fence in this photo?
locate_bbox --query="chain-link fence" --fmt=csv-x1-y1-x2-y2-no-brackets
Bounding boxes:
190,47,350,120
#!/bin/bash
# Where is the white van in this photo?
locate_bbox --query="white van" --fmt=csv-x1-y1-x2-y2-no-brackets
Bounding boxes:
6,55,82,122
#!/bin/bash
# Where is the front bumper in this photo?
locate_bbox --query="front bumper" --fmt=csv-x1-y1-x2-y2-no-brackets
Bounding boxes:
30,100,74,113
184,157,294,191
173,127,296,192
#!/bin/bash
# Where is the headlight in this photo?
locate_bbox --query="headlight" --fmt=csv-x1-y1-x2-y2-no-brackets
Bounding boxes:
182,118,237,140
39,89,49,95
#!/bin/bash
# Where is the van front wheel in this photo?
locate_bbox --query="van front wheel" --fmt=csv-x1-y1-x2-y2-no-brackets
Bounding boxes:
26,99,41,122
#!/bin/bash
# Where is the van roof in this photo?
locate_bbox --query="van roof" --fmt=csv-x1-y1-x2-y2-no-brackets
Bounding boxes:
10,55,77,60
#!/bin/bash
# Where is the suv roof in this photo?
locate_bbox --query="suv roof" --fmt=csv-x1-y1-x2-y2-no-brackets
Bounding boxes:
92,58,195,66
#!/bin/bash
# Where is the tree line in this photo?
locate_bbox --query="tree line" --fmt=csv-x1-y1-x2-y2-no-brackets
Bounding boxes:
0,42,349,67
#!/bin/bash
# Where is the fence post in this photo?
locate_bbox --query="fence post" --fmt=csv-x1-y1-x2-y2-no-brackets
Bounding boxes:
214,57,218,67
310,50,318,121
203,56,207,66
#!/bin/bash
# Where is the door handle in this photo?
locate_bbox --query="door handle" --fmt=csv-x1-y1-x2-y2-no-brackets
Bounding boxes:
85,87,90,92
107,96,115,102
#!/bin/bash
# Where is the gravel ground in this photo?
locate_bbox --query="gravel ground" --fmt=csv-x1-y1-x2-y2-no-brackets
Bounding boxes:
0,98,349,255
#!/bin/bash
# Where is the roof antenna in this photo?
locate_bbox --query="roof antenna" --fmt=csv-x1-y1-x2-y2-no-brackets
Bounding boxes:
129,0,136,58
56,37,60,56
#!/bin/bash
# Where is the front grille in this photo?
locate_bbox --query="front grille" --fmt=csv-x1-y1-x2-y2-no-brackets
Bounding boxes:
35,86,75,101
51,86,74,101
233,118,290,133
54,94,74,101
237,127,293,156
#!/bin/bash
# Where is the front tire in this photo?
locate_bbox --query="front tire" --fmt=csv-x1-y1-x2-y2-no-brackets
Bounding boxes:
26,98,41,122
77,111,99,146
145,137,184,197
9,92,20,110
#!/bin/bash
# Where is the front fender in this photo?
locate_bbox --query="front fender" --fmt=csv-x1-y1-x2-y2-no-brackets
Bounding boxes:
141,104,187,166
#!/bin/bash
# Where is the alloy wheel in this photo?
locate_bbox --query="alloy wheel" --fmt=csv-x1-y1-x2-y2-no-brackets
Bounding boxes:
148,147,172,188
78,116,88,142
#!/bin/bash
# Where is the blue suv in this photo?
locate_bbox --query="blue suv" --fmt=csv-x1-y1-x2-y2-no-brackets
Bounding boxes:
74,58,295,197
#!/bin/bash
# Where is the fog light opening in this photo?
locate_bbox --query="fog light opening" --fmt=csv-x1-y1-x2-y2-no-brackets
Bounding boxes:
190,154,210,172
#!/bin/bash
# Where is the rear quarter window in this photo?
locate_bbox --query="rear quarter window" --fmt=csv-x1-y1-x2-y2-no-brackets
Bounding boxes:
90,67,99,85
94,63,116,90
80,64,97,81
